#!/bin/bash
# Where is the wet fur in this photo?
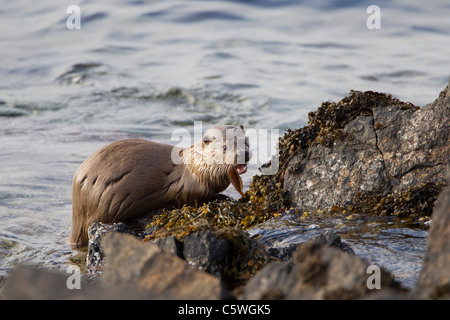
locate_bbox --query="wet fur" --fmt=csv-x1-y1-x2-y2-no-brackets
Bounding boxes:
69,126,248,246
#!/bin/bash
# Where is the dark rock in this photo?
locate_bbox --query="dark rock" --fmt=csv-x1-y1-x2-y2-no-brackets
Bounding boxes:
182,230,230,277
283,86,449,216
256,230,354,261
144,226,270,289
267,243,299,260
146,230,234,279
101,232,230,299
240,241,403,300
145,235,183,257
308,230,355,255
416,171,450,299
86,218,270,290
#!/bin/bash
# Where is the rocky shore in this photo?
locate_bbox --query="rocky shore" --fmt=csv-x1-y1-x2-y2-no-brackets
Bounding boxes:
1,84,449,300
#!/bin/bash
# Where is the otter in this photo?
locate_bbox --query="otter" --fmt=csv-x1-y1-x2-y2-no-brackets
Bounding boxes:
69,125,250,246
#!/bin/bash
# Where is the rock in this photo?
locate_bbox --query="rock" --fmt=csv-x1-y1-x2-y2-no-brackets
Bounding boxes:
0,265,171,300
308,230,355,255
145,235,183,257
182,230,230,277
285,114,387,210
0,276,4,293
283,86,449,216
374,88,449,191
86,219,270,290
1,231,232,300
239,241,403,300
101,232,231,299
416,171,450,299
146,230,234,278
86,222,138,277
267,243,299,260
144,226,271,289
247,213,355,261
1,266,89,300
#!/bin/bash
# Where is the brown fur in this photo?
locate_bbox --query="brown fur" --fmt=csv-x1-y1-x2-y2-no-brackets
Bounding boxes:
69,126,249,246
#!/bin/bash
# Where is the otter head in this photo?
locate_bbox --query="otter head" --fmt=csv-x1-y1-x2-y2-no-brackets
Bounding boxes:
196,125,251,197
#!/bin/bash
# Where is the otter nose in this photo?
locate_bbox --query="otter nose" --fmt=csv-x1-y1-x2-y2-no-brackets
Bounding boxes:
244,150,251,162
236,150,251,164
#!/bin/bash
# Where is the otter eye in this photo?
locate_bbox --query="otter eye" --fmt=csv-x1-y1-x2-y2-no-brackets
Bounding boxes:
203,135,213,144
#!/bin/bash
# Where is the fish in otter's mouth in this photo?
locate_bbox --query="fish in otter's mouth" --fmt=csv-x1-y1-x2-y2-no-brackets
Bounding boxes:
227,163,248,197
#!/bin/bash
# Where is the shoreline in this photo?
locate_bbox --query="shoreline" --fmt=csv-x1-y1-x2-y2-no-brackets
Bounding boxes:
1,84,449,299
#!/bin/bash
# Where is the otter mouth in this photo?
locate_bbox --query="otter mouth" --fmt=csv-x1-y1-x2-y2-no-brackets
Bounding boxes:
236,164,247,175
227,164,247,197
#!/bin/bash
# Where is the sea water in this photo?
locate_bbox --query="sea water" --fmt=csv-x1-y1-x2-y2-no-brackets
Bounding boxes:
1,0,449,287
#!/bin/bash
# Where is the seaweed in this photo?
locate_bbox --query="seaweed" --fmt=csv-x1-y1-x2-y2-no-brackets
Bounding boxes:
347,181,447,218
142,203,272,289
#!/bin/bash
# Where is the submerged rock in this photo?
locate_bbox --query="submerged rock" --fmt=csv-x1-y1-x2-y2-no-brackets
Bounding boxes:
308,230,355,255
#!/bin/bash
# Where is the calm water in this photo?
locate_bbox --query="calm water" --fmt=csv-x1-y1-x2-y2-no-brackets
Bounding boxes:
1,0,449,287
